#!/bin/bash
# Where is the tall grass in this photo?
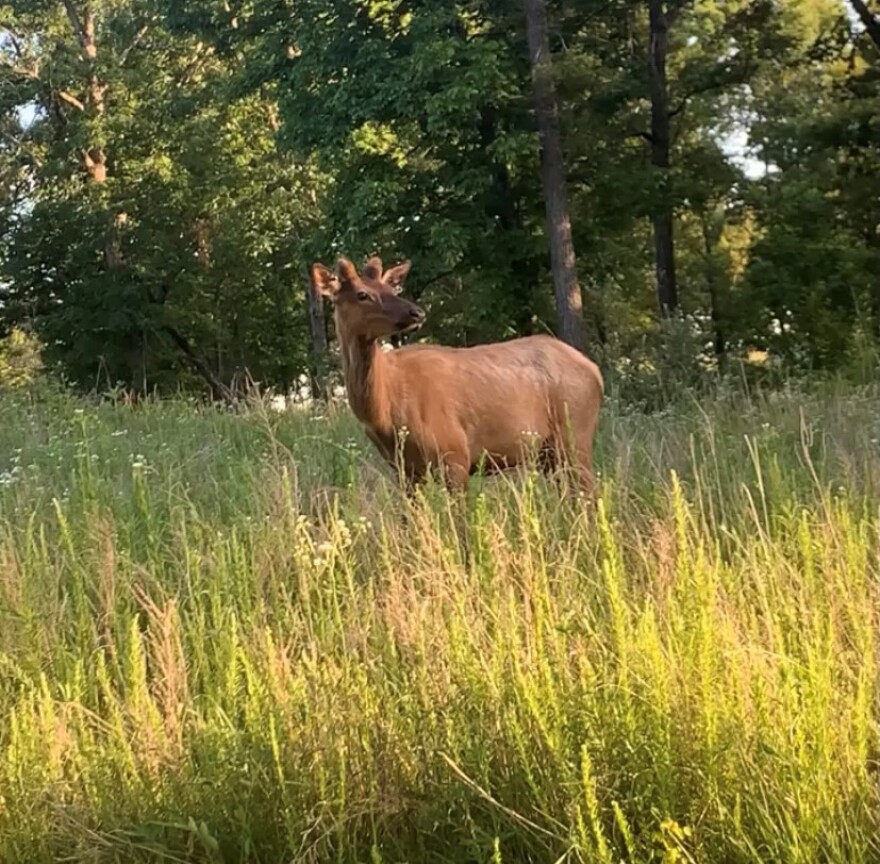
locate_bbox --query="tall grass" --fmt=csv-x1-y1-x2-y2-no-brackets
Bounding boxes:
0,379,877,863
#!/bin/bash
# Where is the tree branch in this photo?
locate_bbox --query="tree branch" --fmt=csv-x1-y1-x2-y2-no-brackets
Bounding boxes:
119,24,149,66
1,29,39,79
0,57,37,80
418,268,457,291
58,89,85,112
2,27,26,60
174,42,214,88
163,325,235,404
847,0,880,51
625,130,655,143
1,129,23,149
668,96,689,119
668,56,756,121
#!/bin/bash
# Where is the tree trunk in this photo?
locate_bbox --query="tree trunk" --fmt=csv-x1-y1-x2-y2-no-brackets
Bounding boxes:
849,0,880,343
523,0,586,352
847,0,880,50
700,211,726,367
306,272,329,399
62,2,108,182
104,212,145,394
648,0,679,317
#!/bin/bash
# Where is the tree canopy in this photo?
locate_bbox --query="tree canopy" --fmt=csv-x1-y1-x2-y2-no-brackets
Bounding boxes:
1,0,877,401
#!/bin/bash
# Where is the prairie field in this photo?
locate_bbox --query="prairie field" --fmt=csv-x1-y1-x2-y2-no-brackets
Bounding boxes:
0,380,878,863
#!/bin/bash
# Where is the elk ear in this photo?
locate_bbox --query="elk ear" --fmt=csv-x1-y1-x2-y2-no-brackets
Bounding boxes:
362,256,383,281
336,257,359,286
383,260,411,294
310,262,339,299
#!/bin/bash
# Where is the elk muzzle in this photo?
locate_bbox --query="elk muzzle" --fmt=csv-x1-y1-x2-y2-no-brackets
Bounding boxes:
395,301,427,334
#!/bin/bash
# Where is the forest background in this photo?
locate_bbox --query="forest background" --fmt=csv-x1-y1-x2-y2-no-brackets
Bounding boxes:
2,0,878,406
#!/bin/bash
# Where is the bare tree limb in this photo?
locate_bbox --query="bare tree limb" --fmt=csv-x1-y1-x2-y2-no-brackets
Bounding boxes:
0,129,23,149
668,57,756,121
1,28,39,79
416,268,456,291
668,97,689,119
848,0,880,51
119,24,149,66
163,325,235,404
625,129,655,143
58,90,85,112
2,27,26,60
0,57,38,79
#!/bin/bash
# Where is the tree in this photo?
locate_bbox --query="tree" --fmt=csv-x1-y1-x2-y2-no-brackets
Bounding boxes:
740,0,880,364
553,0,791,371
167,0,565,350
647,0,679,316
2,0,322,397
523,0,585,349
2,0,876,403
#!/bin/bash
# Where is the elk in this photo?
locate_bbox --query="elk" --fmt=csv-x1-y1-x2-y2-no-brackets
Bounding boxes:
310,256,604,495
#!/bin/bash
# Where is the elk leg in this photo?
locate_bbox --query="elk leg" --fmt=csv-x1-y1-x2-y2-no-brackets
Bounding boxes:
436,436,471,494
441,458,470,494
438,448,474,569
403,462,426,496
547,427,596,499
574,452,595,499
567,423,597,500
537,439,559,479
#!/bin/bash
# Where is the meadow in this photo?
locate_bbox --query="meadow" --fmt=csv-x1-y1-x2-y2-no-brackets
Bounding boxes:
0,378,877,863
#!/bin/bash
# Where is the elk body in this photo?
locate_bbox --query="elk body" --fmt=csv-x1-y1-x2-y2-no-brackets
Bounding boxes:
310,256,604,495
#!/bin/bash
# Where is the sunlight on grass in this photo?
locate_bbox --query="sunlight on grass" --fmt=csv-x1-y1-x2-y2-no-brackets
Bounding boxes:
0,380,877,862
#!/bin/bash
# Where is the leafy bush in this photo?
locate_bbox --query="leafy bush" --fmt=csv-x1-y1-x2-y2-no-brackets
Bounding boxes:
0,327,43,390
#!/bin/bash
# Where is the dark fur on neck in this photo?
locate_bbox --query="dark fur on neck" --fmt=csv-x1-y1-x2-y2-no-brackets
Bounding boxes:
341,335,392,435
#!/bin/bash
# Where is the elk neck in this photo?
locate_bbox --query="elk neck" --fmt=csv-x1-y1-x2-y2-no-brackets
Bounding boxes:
340,333,393,435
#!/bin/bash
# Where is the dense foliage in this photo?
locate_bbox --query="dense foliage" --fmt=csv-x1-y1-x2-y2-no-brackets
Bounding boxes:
1,0,878,397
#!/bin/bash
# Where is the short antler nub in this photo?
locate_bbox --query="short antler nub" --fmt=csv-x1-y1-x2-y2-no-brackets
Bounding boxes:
363,256,383,280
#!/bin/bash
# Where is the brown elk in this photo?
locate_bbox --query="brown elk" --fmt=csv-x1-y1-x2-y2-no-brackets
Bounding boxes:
310,256,604,495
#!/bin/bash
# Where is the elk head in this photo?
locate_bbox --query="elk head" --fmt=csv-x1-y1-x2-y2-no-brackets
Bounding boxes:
310,256,426,343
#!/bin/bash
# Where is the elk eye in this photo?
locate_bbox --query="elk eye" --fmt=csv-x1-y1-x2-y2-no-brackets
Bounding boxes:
356,291,371,302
